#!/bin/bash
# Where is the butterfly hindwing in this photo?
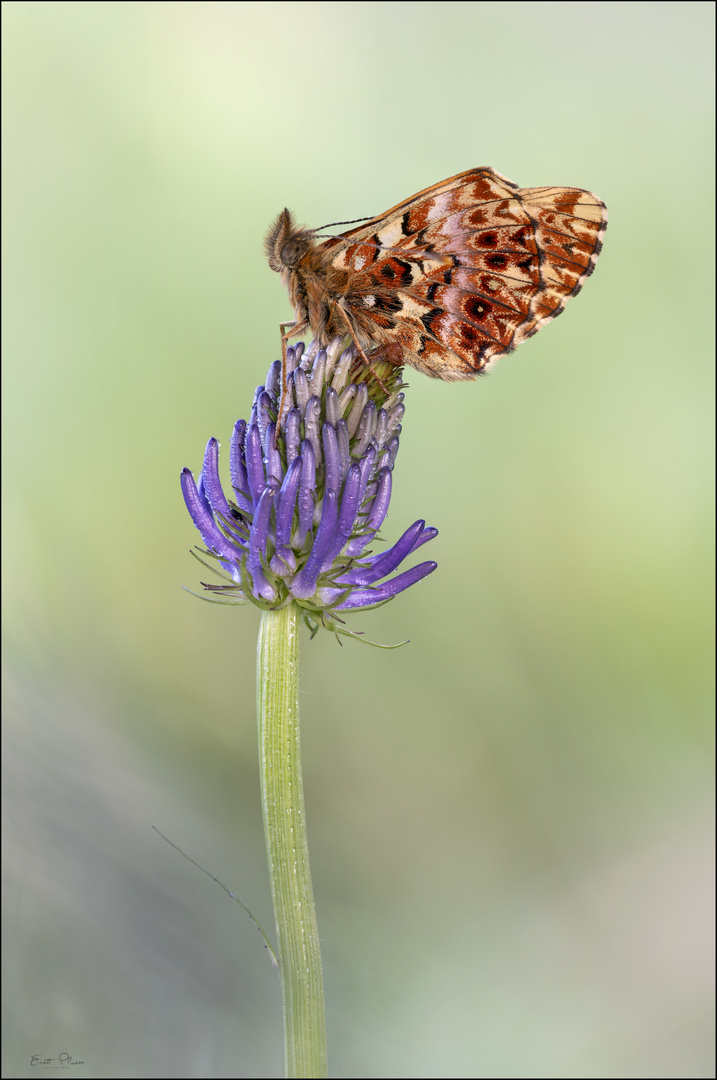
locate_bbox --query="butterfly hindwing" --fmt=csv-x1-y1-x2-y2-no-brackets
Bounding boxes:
325,168,606,377
265,168,606,385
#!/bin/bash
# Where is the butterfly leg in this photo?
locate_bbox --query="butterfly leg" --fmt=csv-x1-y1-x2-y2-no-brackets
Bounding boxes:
331,302,396,396
275,319,309,444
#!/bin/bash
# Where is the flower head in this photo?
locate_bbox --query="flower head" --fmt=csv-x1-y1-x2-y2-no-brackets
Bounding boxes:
181,339,437,637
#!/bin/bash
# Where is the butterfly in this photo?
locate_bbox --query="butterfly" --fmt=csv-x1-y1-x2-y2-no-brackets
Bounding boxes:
265,167,607,390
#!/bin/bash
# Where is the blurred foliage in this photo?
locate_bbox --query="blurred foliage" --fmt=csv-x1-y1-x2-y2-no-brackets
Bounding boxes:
2,3,714,1077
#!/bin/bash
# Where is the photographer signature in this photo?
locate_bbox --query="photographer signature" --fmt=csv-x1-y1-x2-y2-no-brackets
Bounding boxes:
30,1053,84,1068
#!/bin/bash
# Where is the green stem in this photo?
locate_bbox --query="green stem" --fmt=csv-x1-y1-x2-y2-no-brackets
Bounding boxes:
257,604,328,1079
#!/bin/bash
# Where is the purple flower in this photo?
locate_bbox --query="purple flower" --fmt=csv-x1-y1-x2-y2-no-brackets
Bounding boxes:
181,339,437,635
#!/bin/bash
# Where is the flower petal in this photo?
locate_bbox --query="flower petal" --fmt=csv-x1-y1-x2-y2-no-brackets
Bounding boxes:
321,463,361,570
336,418,350,489
354,399,377,457
291,489,338,599
285,407,301,465
287,342,303,369
265,359,282,399
325,386,341,426
335,561,437,609
304,397,322,465
248,488,277,601
245,423,267,507
410,526,438,554
196,471,213,518
344,383,368,438
270,546,297,577
275,456,301,547
181,468,245,559
365,467,392,531
295,440,316,549
343,446,378,557
310,349,327,395
322,423,340,494
201,438,233,520
264,422,283,485
337,520,429,586
292,366,310,413
256,390,274,441
229,421,253,514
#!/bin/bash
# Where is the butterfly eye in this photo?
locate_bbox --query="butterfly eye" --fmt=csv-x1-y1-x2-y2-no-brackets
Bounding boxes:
280,240,304,267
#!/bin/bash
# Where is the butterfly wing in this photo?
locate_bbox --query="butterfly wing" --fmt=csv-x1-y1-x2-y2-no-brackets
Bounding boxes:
327,168,607,380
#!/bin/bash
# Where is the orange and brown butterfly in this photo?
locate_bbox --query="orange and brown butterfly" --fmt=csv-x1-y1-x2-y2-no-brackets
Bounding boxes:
264,167,607,391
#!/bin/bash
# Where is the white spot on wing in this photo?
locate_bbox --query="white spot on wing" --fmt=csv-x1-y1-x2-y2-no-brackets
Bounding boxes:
376,219,405,248
396,293,431,318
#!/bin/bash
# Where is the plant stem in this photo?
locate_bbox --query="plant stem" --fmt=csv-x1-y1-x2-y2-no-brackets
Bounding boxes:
257,604,328,1078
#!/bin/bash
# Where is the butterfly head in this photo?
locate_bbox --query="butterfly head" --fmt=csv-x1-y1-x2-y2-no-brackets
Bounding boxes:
264,209,316,274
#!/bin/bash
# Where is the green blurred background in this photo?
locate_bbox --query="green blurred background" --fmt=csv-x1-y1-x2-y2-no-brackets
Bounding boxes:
2,2,713,1077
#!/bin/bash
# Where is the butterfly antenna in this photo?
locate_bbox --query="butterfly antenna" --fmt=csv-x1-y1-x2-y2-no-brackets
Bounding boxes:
315,216,373,230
